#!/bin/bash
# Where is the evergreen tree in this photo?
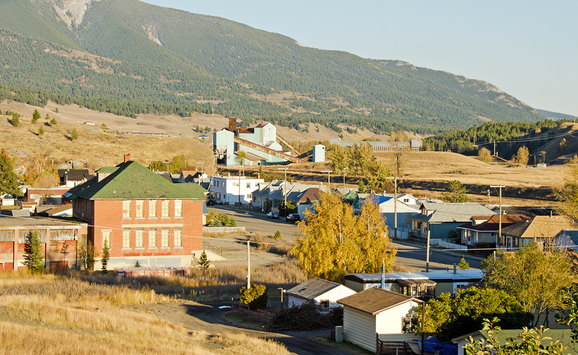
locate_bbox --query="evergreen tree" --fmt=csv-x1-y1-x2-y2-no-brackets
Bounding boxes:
11,113,20,127
273,230,283,240
441,180,467,203
31,109,40,123
101,239,110,273
38,125,44,136
0,149,21,196
44,113,50,120
70,128,79,140
458,257,470,270
49,118,57,125
24,231,44,274
198,250,210,271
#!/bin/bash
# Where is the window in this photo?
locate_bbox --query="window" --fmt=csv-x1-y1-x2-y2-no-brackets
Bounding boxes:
161,228,169,248
246,182,251,188
136,200,144,218
246,194,251,199
122,200,131,218
174,200,182,217
232,182,239,187
149,200,157,217
320,300,329,310
174,228,182,247
135,228,144,248
123,229,131,249
102,230,111,248
221,182,224,188
161,200,169,217
149,228,157,248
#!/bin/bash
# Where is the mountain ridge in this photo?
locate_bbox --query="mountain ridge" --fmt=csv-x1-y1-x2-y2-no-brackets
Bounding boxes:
0,0,545,134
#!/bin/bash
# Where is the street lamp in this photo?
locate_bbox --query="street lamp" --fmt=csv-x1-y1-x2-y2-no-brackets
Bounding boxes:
278,167,288,217
321,170,332,190
342,167,349,188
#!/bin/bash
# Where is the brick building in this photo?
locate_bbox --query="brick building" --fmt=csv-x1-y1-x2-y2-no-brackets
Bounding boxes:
65,159,206,269
0,216,86,271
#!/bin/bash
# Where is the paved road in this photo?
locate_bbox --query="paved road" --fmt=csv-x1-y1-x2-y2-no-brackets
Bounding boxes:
210,205,484,271
143,302,351,355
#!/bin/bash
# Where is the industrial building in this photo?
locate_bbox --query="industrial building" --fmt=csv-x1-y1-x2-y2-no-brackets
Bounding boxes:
213,118,325,166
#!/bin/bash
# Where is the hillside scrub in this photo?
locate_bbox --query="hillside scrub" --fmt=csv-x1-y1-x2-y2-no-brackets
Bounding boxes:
0,272,290,355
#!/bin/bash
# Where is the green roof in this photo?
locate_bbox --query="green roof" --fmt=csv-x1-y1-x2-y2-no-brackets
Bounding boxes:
67,161,206,200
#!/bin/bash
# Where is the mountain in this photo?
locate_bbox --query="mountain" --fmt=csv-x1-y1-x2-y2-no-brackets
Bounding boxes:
536,109,577,121
0,0,545,134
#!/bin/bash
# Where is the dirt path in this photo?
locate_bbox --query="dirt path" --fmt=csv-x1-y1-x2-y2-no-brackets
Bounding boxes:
139,302,352,355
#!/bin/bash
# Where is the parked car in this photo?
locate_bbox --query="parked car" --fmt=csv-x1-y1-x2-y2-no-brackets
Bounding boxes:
286,213,300,223
267,212,279,219
206,200,214,206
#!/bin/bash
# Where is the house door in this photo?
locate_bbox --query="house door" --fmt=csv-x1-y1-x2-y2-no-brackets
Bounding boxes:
506,237,513,251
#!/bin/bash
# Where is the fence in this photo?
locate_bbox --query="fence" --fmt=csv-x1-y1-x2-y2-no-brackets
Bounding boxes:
231,300,274,322
376,334,412,355
202,226,246,233
429,239,467,250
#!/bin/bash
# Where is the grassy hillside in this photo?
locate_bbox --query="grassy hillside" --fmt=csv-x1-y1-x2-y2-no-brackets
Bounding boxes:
0,0,545,135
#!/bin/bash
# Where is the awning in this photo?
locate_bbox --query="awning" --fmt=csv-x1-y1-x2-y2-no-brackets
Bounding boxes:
396,279,437,287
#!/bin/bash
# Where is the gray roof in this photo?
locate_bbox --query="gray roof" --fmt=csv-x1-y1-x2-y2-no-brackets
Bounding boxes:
344,269,484,284
410,202,495,223
286,278,343,300
0,215,85,228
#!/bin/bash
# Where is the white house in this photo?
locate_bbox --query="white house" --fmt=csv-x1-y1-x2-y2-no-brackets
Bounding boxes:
208,175,264,205
285,278,356,310
338,287,422,353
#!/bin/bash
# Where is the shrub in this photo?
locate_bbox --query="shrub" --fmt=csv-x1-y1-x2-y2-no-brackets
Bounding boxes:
239,283,268,310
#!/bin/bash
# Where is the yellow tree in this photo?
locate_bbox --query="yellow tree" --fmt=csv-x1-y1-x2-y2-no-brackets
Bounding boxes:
558,155,578,220
512,146,530,165
478,147,492,163
291,193,396,282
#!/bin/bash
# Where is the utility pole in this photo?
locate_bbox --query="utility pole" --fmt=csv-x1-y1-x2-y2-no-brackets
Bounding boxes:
490,185,504,250
493,140,496,157
426,228,431,272
247,240,251,289
321,170,332,190
238,170,242,206
278,167,288,216
386,176,398,239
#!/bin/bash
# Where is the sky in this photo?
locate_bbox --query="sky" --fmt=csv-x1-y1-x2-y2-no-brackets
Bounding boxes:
142,0,578,116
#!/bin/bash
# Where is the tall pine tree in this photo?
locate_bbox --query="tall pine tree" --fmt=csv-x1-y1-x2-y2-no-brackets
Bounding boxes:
0,149,21,196
24,231,44,274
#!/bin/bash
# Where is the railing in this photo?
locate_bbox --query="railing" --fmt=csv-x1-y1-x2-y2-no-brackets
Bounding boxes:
204,242,222,256
231,300,274,322
429,239,467,250
376,334,412,355
276,134,302,156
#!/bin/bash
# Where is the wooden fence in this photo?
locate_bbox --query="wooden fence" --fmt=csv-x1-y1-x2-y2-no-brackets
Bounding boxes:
231,300,274,322
376,334,413,355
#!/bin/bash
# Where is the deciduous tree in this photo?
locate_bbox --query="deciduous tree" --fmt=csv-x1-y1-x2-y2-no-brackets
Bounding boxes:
512,146,530,165
418,287,531,341
101,239,110,273
478,147,492,163
291,193,396,282
557,156,578,221
481,243,574,326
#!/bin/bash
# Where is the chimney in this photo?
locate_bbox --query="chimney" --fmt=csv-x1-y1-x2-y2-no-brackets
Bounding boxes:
124,153,131,163
291,180,294,185
228,117,237,132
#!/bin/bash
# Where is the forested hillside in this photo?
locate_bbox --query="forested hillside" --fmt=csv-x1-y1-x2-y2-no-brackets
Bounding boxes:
423,119,574,160
0,0,545,134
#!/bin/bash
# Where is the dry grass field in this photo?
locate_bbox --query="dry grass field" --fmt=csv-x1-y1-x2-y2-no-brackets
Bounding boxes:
0,272,291,355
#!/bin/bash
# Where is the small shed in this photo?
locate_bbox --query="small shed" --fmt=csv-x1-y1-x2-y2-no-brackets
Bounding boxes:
285,277,356,310
338,287,421,352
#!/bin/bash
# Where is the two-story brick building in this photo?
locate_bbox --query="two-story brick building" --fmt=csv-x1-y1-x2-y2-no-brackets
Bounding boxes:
65,159,206,269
